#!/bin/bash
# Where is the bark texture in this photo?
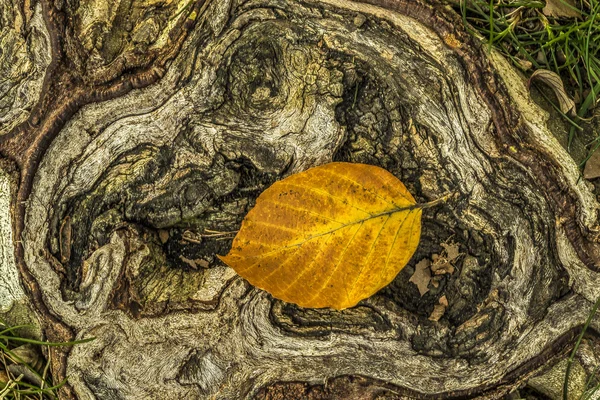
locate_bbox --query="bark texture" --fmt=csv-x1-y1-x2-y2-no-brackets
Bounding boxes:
1,0,600,398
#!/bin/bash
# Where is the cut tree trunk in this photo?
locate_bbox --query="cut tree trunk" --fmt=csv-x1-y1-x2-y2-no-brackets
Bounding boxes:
1,0,600,398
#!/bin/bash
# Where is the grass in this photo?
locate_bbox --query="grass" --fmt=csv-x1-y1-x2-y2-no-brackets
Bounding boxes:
563,297,600,400
0,319,94,399
562,295,600,400
456,2,600,395
455,0,600,166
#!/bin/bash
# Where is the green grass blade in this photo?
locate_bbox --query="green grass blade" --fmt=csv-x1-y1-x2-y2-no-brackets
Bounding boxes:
488,0,495,51
0,325,35,336
563,295,600,400
0,336,95,347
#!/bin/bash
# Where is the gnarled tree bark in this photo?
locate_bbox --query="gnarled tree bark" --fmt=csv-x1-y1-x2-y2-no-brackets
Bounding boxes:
1,0,600,398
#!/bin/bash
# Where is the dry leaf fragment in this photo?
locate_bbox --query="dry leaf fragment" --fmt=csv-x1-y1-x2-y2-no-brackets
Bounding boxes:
528,69,576,115
431,254,455,275
584,150,600,180
517,59,533,71
158,229,169,244
180,255,211,269
219,162,423,310
430,242,460,275
536,51,548,65
428,305,445,321
439,295,448,306
441,242,460,262
7,344,44,370
428,295,448,322
410,259,431,296
431,243,460,275
543,0,581,18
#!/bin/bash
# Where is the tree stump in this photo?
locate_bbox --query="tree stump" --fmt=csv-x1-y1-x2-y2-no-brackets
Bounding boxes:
1,0,600,398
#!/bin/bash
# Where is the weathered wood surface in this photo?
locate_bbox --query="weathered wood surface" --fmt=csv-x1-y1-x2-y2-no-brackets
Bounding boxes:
1,0,600,398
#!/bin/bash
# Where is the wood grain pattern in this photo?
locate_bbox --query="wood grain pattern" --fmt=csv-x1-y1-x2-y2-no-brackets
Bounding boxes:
1,0,600,398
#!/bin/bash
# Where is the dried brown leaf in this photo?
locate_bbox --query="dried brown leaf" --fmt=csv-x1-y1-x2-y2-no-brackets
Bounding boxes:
517,59,533,71
409,259,431,296
543,0,581,18
528,69,576,115
431,253,455,275
439,295,449,306
158,229,169,244
428,296,448,321
584,150,600,179
428,305,445,321
0,370,8,384
8,344,43,370
441,242,460,262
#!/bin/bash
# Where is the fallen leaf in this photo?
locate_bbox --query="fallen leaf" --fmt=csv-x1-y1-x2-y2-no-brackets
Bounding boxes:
428,305,445,321
429,242,460,275
431,253,455,275
441,242,460,262
536,51,548,66
543,0,581,18
528,69,576,115
219,162,423,310
517,59,533,71
428,295,448,321
439,295,449,306
410,259,431,296
158,229,169,244
9,344,44,370
584,150,600,179
179,257,210,269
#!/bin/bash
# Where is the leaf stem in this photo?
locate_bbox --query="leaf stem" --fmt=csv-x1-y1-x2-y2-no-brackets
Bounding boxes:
415,192,457,210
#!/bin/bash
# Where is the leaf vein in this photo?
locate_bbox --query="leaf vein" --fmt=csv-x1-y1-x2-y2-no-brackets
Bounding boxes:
251,219,302,233
345,214,391,305
235,205,416,261
318,168,407,207
278,182,373,216
259,199,345,226
280,234,334,297
306,221,365,306
382,209,415,284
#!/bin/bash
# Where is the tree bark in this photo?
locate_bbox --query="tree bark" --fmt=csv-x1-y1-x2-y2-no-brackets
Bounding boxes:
1,0,600,398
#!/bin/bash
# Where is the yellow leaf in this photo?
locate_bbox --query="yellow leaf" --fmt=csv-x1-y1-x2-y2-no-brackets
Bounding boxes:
219,162,423,310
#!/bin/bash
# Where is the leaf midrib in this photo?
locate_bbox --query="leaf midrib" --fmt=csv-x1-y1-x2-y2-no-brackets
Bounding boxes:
238,203,420,260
